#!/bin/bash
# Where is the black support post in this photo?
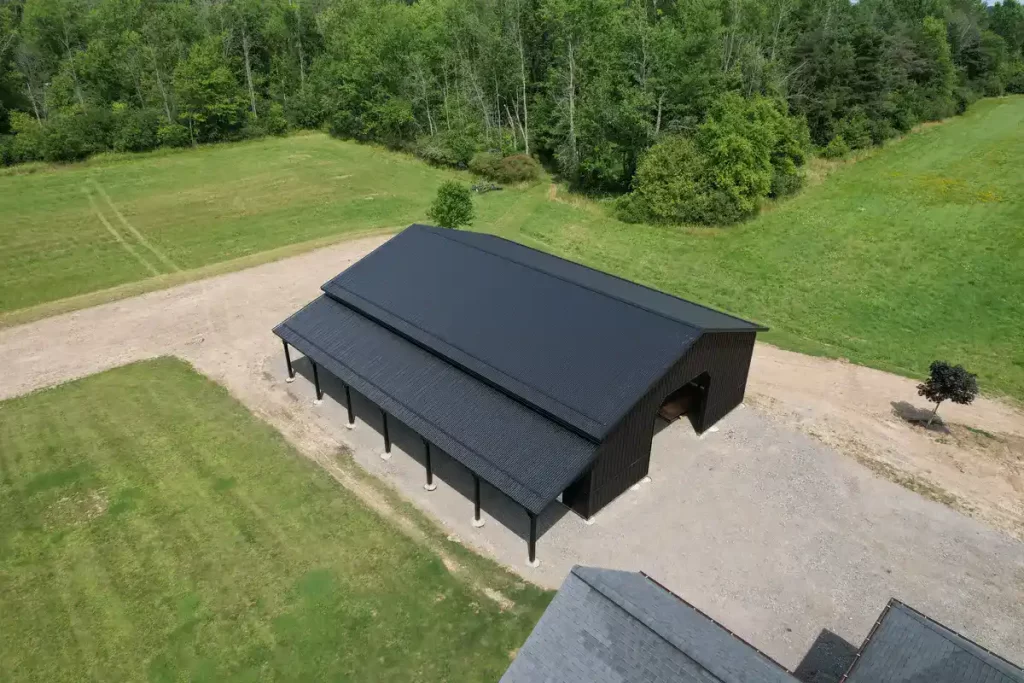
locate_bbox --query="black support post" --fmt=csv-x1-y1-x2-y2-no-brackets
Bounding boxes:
283,340,295,382
311,361,322,402
380,409,391,459
344,385,355,428
423,438,436,491
527,511,538,566
472,475,484,527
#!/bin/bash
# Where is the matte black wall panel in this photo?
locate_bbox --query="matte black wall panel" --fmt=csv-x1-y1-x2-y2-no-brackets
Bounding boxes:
570,331,757,518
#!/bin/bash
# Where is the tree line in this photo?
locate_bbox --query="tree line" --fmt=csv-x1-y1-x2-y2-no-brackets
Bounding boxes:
1,0,1022,220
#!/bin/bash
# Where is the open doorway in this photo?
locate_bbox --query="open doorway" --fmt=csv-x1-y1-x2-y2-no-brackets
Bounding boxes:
656,372,709,435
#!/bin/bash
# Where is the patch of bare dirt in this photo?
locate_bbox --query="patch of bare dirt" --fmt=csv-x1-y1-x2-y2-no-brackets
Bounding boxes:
45,489,109,529
747,346,1024,540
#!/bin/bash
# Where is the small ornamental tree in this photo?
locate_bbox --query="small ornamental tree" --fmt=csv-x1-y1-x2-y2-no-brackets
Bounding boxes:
427,181,474,229
917,361,979,427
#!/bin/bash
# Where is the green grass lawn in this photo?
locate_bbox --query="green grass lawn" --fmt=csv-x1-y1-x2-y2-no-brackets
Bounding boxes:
2,97,1022,399
0,358,549,682
0,133,462,313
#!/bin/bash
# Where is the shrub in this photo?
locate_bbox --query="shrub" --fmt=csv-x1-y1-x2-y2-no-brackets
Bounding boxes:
8,112,45,163
362,97,416,146
157,122,192,148
417,130,478,168
264,102,289,136
113,108,160,153
620,94,809,225
285,88,326,129
469,151,501,178
470,151,541,183
427,181,474,229
494,154,541,183
769,113,809,198
834,110,873,150
616,135,706,224
822,135,850,160
0,135,13,165
1005,60,1024,94
40,110,112,163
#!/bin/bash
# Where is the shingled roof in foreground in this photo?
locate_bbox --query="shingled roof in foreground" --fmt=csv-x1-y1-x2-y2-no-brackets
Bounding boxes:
842,599,1024,683
501,566,797,683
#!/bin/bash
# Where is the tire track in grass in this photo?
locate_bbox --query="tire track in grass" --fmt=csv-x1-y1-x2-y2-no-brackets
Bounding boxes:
82,187,161,277
89,179,181,273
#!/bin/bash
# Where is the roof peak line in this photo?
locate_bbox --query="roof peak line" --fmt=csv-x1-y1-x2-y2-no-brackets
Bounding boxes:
319,289,609,444
570,566,794,682
415,224,767,333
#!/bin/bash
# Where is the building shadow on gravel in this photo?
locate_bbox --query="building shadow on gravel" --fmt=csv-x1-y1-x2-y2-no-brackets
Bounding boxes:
793,629,859,683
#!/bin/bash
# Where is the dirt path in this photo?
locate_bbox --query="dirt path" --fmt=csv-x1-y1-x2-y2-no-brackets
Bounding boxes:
1,234,1022,540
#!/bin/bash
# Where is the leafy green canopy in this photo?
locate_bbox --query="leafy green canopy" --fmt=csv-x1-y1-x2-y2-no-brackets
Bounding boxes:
619,94,809,225
427,180,474,229
1,0,1022,200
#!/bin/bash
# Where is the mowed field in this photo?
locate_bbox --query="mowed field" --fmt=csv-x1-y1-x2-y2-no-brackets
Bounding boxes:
0,133,461,314
0,358,549,682
2,96,1022,400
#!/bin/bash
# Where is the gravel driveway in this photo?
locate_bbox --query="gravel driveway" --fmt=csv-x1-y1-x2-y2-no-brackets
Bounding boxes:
2,234,1022,676
295,365,1024,673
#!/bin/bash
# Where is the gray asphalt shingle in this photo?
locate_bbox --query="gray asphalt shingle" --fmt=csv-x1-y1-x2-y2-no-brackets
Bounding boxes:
844,601,1024,683
502,566,796,683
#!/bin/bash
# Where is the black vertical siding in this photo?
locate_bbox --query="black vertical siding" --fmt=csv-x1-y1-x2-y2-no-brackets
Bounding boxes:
564,331,757,518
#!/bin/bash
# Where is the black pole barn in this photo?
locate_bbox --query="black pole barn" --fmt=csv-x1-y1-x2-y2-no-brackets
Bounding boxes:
274,224,766,565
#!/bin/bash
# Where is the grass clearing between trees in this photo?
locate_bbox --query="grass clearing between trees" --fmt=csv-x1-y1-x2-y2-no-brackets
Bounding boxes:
2,97,1022,401
0,357,550,682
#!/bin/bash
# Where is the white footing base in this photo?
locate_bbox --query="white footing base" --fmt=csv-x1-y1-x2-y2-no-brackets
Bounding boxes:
472,518,485,528
642,476,652,484
380,452,392,461
584,517,595,526
424,483,437,491
346,422,356,430
285,376,295,383
526,558,540,568
313,399,323,406
630,482,642,491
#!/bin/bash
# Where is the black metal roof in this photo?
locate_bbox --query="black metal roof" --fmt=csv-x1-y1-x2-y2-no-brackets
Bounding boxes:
843,600,1024,683
322,224,763,441
274,295,598,513
501,566,797,683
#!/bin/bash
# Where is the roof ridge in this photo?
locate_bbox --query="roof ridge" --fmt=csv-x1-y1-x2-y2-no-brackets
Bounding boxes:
569,567,795,682
417,224,765,332
320,287,604,442
417,225,712,332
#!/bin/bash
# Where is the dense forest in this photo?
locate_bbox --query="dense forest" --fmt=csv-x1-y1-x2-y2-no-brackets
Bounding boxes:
1,0,1023,221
